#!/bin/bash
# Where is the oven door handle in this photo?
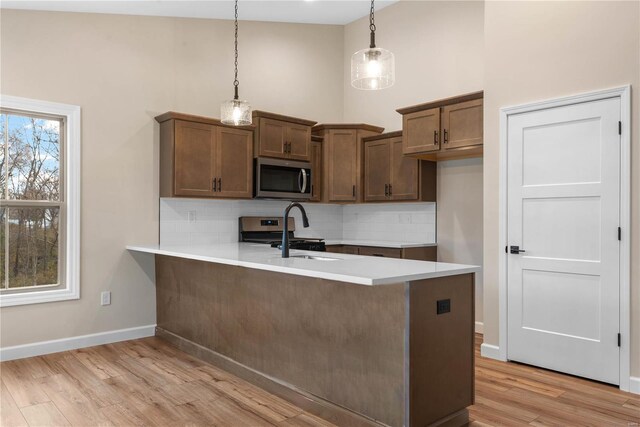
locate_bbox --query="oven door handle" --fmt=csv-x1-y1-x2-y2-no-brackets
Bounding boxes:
299,169,308,193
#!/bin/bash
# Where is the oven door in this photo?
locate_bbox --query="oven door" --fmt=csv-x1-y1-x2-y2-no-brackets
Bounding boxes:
254,158,312,200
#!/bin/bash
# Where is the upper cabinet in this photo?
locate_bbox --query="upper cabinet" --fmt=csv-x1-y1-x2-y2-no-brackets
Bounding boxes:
156,112,254,199
252,111,317,162
312,124,384,203
397,91,483,161
363,131,436,203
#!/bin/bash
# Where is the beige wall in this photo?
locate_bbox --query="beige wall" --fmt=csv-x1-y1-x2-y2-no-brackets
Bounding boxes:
0,10,344,347
483,1,640,376
343,1,485,324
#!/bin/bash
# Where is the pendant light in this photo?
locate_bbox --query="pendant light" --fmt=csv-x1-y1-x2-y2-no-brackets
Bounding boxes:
221,0,251,126
350,0,395,90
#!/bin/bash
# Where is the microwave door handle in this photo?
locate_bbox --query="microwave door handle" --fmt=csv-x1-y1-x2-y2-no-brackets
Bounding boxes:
301,169,308,193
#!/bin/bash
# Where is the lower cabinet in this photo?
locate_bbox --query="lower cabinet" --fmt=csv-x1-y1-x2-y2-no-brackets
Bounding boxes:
326,245,437,261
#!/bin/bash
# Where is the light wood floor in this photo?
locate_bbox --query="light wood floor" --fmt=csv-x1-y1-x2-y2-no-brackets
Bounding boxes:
1,334,638,426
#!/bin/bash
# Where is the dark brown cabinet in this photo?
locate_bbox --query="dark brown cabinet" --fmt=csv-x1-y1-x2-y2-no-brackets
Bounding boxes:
397,91,483,161
312,124,384,203
326,245,437,261
363,131,436,203
253,111,316,162
309,135,323,202
156,112,254,199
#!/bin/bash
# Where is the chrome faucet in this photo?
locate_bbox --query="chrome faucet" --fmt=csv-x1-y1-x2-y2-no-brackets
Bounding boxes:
282,202,309,258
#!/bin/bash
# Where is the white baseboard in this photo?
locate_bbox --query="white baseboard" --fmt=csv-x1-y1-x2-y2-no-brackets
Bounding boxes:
630,376,640,395
0,324,156,362
480,342,502,360
475,321,484,334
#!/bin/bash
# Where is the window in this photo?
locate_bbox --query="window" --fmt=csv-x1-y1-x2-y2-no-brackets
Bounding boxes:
0,96,80,306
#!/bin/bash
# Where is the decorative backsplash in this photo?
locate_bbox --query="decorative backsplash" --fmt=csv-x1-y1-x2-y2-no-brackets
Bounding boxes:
160,198,436,246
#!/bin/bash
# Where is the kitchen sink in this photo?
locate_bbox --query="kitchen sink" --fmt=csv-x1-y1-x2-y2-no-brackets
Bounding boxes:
289,255,340,261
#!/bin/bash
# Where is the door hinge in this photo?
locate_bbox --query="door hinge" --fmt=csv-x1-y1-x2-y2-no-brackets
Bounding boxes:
618,333,621,347
618,121,622,135
618,227,621,241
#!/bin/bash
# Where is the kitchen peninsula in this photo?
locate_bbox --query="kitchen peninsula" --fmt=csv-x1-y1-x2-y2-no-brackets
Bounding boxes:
128,243,479,427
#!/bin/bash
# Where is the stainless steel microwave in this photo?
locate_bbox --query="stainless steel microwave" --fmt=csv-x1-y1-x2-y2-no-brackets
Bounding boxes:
254,158,312,200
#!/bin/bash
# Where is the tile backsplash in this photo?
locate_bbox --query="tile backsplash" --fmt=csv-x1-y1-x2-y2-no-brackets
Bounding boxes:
160,198,436,246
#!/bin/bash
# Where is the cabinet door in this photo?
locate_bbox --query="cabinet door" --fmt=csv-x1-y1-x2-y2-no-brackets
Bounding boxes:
310,140,322,202
258,118,287,159
287,124,311,161
403,107,441,154
441,99,483,150
390,137,419,201
174,120,216,197
364,139,391,202
215,127,253,199
327,129,358,201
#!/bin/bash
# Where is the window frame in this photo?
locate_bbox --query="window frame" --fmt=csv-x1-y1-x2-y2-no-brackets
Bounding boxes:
0,95,80,307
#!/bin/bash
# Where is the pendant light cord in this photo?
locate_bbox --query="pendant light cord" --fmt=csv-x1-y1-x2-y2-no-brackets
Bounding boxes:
233,0,239,100
369,0,376,49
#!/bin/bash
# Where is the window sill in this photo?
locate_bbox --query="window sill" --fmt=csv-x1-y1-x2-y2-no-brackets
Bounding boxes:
0,286,79,307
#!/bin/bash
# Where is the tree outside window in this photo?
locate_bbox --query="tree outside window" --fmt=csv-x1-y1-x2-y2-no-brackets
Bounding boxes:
0,110,63,290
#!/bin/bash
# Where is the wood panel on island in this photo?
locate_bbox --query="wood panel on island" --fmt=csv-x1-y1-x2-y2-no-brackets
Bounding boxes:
363,131,436,203
397,91,484,161
312,124,384,203
156,112,254,199
252,110,317,162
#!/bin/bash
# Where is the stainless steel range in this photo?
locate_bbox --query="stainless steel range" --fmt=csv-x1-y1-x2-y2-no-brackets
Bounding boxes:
239,216,326,252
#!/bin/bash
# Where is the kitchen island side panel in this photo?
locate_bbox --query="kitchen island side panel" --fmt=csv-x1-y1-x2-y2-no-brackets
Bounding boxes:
409,273,475,426
155,255,406,427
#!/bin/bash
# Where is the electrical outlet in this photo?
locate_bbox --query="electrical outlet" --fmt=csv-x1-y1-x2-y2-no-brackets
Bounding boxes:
188,211,197,223
101,291,111,306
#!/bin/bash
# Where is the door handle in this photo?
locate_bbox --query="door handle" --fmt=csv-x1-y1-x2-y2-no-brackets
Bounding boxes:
212,177,217,192
509,245,525,254
298,169,308,193
434,130,439,145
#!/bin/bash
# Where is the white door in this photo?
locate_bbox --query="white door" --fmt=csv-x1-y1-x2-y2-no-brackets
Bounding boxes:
507,97,620,385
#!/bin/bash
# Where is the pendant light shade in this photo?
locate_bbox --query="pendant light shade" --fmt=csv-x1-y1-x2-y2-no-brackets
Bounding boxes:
351,0,394,90
221,98,251,126
351,47,394,90
221,0,252,126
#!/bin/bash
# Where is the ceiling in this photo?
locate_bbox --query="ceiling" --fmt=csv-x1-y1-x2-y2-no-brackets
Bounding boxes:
0,1,398,25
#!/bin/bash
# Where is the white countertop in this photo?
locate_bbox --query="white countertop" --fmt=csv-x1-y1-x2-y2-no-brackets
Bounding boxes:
322,240,437,248
127,243,478,286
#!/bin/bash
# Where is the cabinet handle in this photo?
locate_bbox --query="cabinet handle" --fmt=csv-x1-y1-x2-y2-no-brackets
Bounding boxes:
218,177,222,192
352,185,356,197
434,130,439,145
443,129,448,144
212,178,217,192
389,183,392,196
384,183,389,197
372,253,385,257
